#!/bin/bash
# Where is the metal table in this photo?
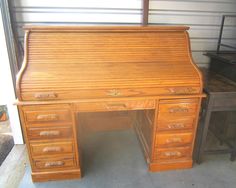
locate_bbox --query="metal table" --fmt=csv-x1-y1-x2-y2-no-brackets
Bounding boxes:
195,69,236,163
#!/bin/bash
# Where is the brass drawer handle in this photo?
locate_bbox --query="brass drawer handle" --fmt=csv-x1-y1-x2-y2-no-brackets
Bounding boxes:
168,87,196,94
164,151,181,157
106,89,122,97
167,123,185,129
39,130,60,136
34,92,57,100
106,103,127,109
168,107,189,113
45,161,64,167
43,146,62,153
166,137,182,144
36,114,59,121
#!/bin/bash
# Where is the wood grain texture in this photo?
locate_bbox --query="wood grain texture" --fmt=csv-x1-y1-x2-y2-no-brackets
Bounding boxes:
16,26,202,101
30,141,74,156
149,159,193,172
153,146,191,161
155,132,193,148
31,169,81,182
16,26,204,182
16,30,30,101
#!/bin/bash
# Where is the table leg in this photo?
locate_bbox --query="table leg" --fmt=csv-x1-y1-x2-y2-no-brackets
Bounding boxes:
196,96,213,164
230,150,236,161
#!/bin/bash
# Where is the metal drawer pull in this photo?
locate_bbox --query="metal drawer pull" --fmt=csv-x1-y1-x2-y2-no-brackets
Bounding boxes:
45,161,64,167
167,123,185,129
166,137,182,143
169,107,189,113
34,92,57,100
164,151,181,157
106,103,127,109
39,130,60,136
106,89,122,97
43,146,62,153
36,114,59,121
168,87,196,94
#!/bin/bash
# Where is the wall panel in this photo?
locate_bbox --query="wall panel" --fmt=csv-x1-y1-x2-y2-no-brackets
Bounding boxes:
12,0,236,67
150,0,236,67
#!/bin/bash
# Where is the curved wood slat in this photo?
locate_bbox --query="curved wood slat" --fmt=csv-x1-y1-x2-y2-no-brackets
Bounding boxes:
16,26,202,101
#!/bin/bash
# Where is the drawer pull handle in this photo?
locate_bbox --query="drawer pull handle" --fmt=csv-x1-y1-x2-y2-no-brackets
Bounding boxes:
169,107,189,113
164,151,181,157
168,87,196,94
106,103,127,109
34,92,57,100
39,130,60,136
45,161,64,167
36,114,59,121
166,137,182,143
167,123,185,129
106,89,122,97
43,146,62,153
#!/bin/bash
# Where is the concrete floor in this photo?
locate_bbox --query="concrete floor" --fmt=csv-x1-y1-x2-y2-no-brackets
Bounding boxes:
0,120,14,165
18,130,236,188
0,145,27,188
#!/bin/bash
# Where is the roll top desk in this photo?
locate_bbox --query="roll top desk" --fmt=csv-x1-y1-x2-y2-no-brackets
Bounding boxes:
16,26,204,182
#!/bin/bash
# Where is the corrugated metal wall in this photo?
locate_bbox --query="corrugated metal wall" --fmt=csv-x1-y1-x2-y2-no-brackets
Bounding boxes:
12,0,236,67
149,0,236,67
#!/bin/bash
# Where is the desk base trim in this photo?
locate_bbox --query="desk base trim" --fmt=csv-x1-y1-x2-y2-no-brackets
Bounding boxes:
149,160,193,172
31,168,81,182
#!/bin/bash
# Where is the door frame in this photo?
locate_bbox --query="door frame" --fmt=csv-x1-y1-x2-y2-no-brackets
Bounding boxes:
0,0,23,144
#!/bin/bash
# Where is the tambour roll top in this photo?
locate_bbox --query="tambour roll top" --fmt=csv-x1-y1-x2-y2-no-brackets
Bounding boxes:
16,26,202,101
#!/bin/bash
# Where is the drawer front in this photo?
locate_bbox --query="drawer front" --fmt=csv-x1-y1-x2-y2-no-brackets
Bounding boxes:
154,147,191,161
21,86,200,101
76,99,155,112
155,132,193,148
33,155,76,170
159,99,198,116
23,105,72,125
157,117,195,130
27,126,72,140
30,141,74,156
25,109,72,125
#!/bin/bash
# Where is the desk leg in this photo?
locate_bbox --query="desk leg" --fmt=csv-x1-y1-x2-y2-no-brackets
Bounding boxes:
196,96,213,164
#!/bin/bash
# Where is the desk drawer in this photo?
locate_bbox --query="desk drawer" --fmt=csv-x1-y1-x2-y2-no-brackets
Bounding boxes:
76,99,155,112
159,99,198,116
155,132,193,148
33,155,76,170
21,87,200,101
30,141,74,156
157,117,195,131
27,126,72,140
23,105,72,125
25,110,72,125
154,147,191,161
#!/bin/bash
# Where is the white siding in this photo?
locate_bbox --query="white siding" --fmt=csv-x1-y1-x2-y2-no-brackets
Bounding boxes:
149,0,236,67
12,0,236,67
0,12,23,144
13,0,142,42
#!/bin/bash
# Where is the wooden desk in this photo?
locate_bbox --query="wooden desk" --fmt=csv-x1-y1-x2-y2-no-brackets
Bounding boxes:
16,26,204,182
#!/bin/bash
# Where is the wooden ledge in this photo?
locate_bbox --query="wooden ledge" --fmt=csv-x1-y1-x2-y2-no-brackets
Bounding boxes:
23,25,190,32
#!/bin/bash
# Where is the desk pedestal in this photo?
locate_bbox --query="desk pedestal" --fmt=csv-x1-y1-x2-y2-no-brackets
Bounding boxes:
18,97,202,182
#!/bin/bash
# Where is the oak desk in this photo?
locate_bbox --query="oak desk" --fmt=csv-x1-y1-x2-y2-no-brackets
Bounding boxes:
16,26,204,182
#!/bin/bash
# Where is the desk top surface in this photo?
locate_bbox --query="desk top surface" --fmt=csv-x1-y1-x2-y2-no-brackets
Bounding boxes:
202,69,236,93
206,52,236,64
